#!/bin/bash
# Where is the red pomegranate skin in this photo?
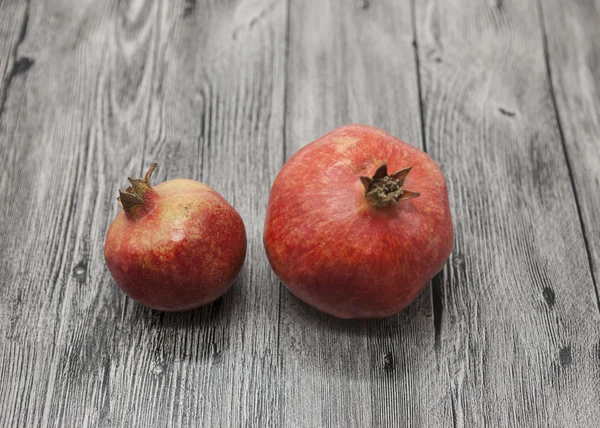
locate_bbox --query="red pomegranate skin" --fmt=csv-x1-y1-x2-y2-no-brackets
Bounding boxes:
263,124,453,318
105,176,246,311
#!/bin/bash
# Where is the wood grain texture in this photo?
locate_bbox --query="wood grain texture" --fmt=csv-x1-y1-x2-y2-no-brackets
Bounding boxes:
0,0,28,122
0,1,119,426
0,0,285,426
539,0,600,308
282,1,450,427
1,0,599,427
415,0,600,426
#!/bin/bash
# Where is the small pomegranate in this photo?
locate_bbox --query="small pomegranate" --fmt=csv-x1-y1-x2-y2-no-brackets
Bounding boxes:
264,124,453,319
104,163,246,311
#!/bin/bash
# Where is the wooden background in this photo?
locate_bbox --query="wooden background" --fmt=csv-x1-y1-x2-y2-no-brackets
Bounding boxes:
1,0,599,426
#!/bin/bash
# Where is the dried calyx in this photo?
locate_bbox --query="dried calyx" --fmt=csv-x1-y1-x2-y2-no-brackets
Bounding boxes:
360,163,420,209
117,163,158,214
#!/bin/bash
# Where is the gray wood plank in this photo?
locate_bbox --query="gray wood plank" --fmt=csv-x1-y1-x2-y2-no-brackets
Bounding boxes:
282,1,450,427
109,1,285,427
0,1,120,426
539,0,600,310
415,0,600,426
0,0,285,427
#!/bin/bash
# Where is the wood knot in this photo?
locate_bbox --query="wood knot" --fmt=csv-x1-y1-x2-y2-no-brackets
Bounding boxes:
542,287,555,307
383,352,394,372
13,57,34,76
559,346,572,368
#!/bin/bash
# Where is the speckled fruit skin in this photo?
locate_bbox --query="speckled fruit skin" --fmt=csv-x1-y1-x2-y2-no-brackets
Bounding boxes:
105,178,246,311
263,124,453,319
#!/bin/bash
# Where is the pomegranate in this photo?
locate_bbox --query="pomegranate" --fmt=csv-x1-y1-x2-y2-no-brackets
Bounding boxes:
263,124,453,318
104,163,246,311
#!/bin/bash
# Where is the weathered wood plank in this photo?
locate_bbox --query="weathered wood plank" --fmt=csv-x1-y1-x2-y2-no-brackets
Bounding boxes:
0,1,120,426
415,0,600,426
0,0,285,426
282,1,450,427
108,0,285,427
539,0,600,309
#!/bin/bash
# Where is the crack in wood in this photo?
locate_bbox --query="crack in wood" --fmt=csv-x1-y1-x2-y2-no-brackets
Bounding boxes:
431,274,444,354
197,84,209,183
232,0,282,39
410,0,448,363
498,107,516,117
409,0,427,156
0,0,30,123
275,0,291,370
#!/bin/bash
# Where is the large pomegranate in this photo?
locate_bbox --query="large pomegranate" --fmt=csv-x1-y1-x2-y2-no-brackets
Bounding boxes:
263,124,453,318
105,163,246,311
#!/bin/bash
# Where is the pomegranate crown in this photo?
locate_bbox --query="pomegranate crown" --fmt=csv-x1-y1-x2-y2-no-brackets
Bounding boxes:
117,163,158,214
360,163,419,209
